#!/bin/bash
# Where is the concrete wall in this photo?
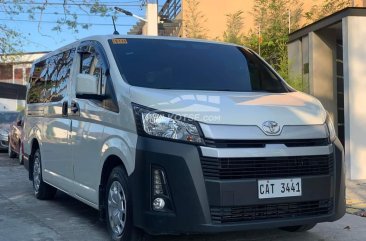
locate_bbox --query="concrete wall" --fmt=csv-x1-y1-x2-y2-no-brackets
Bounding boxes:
288,40,302,79
309,30,338,127
343,16,366,179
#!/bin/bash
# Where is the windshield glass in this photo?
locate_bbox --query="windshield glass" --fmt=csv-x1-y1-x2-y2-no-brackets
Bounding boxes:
0,112,18,124
109,38,288,93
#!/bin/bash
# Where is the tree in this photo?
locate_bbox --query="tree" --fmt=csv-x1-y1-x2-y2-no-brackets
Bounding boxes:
244,0,304,90
0,25,22,61
0,0,128,57
183,0,208,39
222,10,244,45
304,0,351,23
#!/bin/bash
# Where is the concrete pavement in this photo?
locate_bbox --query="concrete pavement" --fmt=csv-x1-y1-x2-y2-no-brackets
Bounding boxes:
346,179,366,217
0,152,366,241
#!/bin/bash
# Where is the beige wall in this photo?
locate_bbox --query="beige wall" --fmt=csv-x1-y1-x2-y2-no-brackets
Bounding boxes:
180,0,364,40
181,0,255,39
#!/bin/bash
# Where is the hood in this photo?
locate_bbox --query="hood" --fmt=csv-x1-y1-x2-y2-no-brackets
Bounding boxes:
0,123,10,132
129,87,327,127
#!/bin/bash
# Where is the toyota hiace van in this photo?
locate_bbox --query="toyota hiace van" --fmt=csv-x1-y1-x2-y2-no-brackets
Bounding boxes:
23,35,345,241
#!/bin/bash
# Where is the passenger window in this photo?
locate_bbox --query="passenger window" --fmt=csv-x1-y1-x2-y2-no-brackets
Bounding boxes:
79,45,118,112
44,49,75,102
27,60,47,104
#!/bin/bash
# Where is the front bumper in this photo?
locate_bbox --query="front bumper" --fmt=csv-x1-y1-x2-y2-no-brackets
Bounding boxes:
130,137,345,235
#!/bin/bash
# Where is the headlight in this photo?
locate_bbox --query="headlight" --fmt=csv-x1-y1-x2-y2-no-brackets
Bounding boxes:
132,103,203,144
0,129,9,137
326,113,336,141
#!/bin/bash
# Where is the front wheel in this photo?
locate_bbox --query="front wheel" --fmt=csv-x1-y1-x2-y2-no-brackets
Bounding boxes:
18,141,23,165
280,223,317,232
32,149,57,200
105,166,149,241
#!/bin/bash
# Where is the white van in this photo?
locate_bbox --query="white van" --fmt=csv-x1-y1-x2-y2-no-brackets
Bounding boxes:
23,35,345,241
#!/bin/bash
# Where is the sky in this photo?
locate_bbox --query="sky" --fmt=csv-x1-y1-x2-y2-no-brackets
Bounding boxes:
1,0,165,53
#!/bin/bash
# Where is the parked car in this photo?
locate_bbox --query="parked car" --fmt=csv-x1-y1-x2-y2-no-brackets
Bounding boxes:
0,111,19,152
8,111,24,164
23,35,345,241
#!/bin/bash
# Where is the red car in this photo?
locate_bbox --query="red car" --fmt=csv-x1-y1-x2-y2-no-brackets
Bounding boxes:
8,112,24,164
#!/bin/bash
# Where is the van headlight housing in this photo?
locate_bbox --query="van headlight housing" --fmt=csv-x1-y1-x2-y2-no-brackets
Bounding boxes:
0,129,9,138
132,103,203,144
326,113,336,141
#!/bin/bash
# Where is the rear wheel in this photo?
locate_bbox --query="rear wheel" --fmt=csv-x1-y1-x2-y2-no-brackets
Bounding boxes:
32,149,57,200
105,166,149,241
280,224,316,232
8,139,16,158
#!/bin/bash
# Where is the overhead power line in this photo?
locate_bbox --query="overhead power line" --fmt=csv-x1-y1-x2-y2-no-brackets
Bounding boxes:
0,10,131,17
1,1,142,7
0,18,134,26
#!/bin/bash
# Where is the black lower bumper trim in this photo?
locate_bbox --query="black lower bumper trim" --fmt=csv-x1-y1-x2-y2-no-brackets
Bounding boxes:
211,199,333,224
131,136,346,235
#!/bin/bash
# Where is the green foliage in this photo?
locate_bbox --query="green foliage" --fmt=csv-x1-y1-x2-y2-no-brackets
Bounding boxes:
304,0,351,22
184,0,208,39
244,0,307,91
0,25,22,61
223,10,244,45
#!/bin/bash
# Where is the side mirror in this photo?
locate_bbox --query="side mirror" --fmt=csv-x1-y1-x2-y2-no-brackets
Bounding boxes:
16,120,22,127
75,73,107,100
76,73,98,95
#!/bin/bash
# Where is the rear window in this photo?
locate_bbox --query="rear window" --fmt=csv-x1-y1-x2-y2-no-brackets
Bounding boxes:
109,38,288,93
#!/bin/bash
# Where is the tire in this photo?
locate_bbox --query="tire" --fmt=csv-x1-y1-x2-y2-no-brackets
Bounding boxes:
280,223,317,232
32,149,57,200
18,141,23,165
8,139,16,158
105,166,149,241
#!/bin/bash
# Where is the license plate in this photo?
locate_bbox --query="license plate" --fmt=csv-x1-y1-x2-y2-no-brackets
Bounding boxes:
258,178,302,199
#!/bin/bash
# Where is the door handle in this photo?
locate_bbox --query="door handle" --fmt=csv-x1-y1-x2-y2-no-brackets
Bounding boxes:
62,101,68,117
71,101,80,114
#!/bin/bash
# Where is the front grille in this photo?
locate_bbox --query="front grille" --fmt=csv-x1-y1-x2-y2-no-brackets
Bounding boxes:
201,155,333,180
210,199,333,224
204,138,330,148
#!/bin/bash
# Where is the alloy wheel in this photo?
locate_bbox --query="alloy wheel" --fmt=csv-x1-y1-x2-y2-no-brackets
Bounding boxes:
33,155,41,193
108,181,127,237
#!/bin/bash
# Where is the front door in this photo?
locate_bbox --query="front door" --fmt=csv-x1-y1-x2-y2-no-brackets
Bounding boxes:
69,41,119,205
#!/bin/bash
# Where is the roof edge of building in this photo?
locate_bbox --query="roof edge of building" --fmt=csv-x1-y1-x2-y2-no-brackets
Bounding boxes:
289,7,366,42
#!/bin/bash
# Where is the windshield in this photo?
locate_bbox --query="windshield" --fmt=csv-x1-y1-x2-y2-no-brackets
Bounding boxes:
0,112,18,124
109,38,288,93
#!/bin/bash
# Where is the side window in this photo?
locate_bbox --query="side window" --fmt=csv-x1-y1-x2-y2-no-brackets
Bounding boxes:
79,45,118,112
44,49,75,103
80,50,106,95
27,60,47,104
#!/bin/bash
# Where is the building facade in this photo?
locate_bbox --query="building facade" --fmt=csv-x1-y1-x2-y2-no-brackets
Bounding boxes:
0,52,47,110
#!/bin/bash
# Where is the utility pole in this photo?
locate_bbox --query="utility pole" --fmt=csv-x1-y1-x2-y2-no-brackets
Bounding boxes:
288,9,291,34
146,0,158,36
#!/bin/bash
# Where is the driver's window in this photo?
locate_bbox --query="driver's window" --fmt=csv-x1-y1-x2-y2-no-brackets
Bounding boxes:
80,48,106,95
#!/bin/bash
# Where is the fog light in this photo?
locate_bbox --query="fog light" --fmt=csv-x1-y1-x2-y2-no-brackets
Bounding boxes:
153,197,165,210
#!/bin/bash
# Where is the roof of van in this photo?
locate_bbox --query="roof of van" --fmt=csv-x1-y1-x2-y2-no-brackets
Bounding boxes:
34,35,245,64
